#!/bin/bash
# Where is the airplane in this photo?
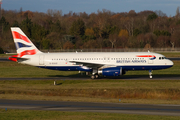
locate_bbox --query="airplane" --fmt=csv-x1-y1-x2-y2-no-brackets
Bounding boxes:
9,27,174,79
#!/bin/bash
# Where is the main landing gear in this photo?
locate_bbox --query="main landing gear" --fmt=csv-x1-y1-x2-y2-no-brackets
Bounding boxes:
91,68,99,79
149,70,153,79
91,74,99,79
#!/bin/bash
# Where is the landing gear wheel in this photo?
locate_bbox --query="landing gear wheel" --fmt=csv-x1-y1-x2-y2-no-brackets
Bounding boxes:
95,74,99,79
149,70,153,79
91,75,95,79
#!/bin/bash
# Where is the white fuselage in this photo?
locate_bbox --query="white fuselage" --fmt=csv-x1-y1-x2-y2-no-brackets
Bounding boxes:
20,52,173,72
10,27,174,78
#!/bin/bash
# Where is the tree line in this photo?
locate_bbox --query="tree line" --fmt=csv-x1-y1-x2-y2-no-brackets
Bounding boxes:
0,8,180,53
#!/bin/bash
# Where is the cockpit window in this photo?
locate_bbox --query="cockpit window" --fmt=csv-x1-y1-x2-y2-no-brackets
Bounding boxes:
159,57,166,60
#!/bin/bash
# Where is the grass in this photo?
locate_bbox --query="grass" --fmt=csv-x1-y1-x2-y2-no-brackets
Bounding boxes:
0,56,180,119
0,61,180,104
0,61,180,78
159,52,180,57
0,109,180,120
0,53,16,58
0,79,180,104
0,61,80,78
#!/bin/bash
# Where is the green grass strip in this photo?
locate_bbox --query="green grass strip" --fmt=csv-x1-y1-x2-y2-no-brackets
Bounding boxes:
0,109,180,120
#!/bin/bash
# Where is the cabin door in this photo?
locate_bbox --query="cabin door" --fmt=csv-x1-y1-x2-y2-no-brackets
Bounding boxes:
39,55,44,65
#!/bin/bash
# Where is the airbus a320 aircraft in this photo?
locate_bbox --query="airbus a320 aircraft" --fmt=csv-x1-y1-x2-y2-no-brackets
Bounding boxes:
9,27,174,79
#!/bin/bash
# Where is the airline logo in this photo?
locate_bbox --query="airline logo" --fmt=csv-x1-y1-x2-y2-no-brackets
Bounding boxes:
136,55,156,60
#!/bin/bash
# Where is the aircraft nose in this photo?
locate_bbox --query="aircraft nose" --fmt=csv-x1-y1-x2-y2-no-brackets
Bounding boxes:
168,60,174,66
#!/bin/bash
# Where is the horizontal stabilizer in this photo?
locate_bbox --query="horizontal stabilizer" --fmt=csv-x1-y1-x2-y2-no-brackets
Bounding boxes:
9,55,29,62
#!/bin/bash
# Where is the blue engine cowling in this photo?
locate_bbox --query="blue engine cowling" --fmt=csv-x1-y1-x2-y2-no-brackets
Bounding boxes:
102,67,122,76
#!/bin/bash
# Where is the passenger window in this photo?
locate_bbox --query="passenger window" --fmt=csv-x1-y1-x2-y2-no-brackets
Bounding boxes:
159,57,161,60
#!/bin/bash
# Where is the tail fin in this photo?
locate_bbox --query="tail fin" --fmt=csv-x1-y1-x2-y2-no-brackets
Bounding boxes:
9,27,41,62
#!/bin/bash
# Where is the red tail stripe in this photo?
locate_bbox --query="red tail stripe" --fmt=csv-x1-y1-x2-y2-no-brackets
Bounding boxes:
18,49,37,58
136,55,156,57
9,49,37,62
12,31,31,43
8,55,18,62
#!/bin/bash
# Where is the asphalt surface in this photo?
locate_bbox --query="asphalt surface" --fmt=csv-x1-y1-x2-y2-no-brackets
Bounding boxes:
0,58,9,61
0,75,180,80
0,99,180,116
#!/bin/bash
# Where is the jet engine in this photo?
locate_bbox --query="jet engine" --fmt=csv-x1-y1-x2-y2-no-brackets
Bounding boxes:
99,67,124,76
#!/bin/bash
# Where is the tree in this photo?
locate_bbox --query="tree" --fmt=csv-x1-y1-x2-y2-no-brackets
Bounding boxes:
153,30,171,36
96,37,104,48
70,18,85,37
21,11,34,18
20,17,33,38
170,29,180,48
50,20,65,34
46,32,65,49
121,17,134,36
128,10,136,17
133,29,142,36
176,6,180,19
156,36,170,48
144,33,156,47
155,10,167,17
85,28,95,40
109,34,119,48
41,38,51,49
12,20,19,27
147,13,158,21
0,47,3,54
85,28,94,36
137,34,145,48
83,40,98,48
31,23,49,40
0,16,10,34
118,29,129,38
63,41,74,49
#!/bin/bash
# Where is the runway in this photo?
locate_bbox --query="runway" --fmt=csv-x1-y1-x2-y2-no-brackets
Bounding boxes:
0,99,180,116
0,75,180,80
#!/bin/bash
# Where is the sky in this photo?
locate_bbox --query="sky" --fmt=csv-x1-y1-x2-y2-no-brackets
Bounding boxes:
1,0,180,17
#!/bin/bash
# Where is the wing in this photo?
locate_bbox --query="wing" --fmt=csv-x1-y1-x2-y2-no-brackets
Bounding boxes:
68,60,116,69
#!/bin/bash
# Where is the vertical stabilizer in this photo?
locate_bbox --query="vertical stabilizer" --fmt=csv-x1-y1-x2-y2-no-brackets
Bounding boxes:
9,27,42,62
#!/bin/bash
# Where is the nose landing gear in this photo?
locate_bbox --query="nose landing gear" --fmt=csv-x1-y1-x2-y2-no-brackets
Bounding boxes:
149,70,152,78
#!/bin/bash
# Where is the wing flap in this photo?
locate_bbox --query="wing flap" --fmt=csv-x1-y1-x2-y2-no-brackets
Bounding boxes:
69,60,116,69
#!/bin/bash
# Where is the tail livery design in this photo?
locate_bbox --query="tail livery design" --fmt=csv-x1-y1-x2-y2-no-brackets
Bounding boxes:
9,27,41,62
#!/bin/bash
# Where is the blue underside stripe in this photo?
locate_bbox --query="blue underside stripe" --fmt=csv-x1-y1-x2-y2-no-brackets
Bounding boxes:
38,65,173,71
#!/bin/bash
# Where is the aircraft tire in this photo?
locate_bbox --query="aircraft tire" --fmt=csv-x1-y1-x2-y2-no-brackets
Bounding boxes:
91,75,95,79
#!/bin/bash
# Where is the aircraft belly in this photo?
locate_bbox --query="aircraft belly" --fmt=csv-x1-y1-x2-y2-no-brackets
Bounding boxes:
121,65,173,70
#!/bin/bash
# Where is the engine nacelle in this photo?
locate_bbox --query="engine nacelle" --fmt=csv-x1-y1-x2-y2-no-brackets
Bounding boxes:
101,67,122,76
